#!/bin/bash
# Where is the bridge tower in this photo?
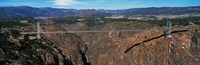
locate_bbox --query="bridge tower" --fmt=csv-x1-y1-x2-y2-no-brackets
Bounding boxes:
164,21,172,38
37,22,41,39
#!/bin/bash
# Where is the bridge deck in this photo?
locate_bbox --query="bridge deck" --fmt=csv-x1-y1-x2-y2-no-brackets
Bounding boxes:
20,30,146,34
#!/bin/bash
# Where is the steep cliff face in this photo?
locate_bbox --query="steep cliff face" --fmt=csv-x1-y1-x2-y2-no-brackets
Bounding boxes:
0,29,73,65
40,23,200,65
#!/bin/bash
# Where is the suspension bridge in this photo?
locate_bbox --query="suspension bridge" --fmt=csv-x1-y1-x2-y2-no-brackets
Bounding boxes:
20,21,188,39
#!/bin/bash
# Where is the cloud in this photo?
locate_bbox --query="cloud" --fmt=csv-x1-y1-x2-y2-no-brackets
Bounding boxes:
52,0,79,6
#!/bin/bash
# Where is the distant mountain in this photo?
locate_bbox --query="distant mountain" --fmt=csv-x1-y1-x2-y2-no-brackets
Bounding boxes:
0,6,79,18
0,6,200,18
122,6,200,15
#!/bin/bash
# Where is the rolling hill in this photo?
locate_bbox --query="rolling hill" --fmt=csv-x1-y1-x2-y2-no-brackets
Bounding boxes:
0,6,200,18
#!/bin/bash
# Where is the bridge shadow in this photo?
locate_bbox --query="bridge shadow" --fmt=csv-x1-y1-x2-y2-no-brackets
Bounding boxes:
124,30,188,53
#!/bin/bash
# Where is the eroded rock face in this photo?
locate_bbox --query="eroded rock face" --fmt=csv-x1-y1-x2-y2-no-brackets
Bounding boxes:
41,23,200,65
0,29,74,65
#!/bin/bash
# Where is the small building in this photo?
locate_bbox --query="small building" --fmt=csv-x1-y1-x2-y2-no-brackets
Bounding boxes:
77,18,85,21
99,21,105,23
189,21,195,25
20,20,28,23
29,36,37,40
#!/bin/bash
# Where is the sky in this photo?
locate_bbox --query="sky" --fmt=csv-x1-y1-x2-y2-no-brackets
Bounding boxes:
0,0,200,9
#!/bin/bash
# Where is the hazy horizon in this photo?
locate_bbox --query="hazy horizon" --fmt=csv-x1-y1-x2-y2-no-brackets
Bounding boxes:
1,0,200,9
1,5,200,10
